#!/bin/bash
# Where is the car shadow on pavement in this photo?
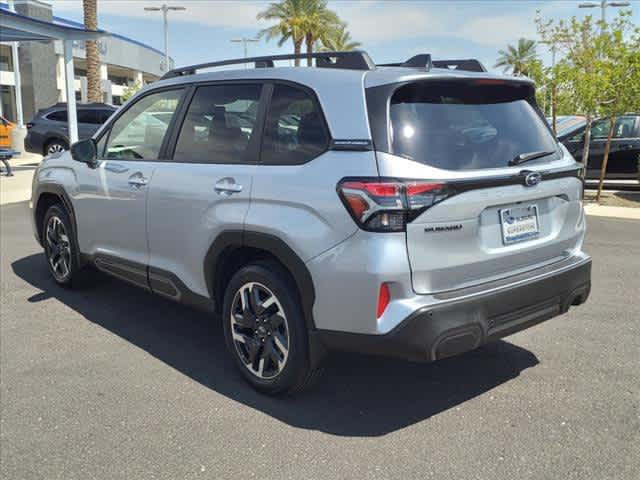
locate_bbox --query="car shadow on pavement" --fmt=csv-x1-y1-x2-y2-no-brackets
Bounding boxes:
13,253,539,437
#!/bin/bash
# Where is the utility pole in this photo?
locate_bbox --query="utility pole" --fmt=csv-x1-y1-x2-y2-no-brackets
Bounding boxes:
230,37,259,68
540,40,558,134
144,4,186,72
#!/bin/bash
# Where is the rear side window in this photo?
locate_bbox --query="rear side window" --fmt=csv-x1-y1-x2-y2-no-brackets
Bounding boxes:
77,110,98,124
261,84,329,165
47,110,67,122
383,81,560,170
97,109,114,124
173,84,262,164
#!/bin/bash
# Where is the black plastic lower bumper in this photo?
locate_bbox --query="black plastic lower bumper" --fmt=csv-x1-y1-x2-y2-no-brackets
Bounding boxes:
315,258,591,363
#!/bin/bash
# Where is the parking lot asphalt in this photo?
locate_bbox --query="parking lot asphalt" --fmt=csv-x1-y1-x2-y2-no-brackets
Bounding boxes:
1,201,638,480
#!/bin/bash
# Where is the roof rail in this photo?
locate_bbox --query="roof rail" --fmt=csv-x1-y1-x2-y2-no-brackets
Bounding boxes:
161,50,376,79
378,55,487,73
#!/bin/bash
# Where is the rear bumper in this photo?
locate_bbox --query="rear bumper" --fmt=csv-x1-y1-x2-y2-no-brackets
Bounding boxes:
23,132,40,154
315,256,591,362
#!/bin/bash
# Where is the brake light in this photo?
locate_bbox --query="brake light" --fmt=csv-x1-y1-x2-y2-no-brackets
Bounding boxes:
337,178,454,232
473,79,507,85
376,283,391,319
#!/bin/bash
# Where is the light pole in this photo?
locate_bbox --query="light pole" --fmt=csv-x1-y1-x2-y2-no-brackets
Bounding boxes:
230,38,259,68
578,1,630,24
540,40,558,133
144,4,186,72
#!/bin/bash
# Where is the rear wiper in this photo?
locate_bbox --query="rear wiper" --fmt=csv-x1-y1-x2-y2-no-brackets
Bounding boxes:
508,150,556,166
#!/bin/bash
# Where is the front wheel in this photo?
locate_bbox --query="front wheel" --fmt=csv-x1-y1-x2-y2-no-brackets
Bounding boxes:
42,204,83,287
222,261,320,395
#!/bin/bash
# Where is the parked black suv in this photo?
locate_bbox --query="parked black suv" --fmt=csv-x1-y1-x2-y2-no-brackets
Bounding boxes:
558,114,640,180
24,103,117,156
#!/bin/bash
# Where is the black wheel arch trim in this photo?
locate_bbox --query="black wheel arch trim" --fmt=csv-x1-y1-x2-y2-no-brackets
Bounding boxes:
34,184,76,242
204,230,317,330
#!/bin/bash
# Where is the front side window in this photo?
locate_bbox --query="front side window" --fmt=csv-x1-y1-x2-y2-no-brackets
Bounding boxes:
261,84,329,165
589,117,637,140
173,84,262,163
384,81,560,170
105,89,183,160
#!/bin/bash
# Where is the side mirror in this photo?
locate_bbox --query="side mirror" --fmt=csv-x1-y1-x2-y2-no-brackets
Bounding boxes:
70,138,97,166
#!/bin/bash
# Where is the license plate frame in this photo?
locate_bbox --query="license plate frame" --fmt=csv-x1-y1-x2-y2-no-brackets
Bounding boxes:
499,204,540,245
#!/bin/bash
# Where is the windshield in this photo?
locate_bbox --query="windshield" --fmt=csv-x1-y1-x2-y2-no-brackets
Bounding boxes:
387,81,560,170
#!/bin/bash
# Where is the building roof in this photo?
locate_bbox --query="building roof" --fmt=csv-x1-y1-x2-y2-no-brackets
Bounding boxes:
0,6,106,42
51,15,166,57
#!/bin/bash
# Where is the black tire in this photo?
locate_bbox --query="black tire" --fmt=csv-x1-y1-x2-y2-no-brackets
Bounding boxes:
44,139,68,156
42,204,85,288
222,260,320,395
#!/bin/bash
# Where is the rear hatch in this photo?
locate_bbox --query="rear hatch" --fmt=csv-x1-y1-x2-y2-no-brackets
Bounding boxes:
366,77,585,294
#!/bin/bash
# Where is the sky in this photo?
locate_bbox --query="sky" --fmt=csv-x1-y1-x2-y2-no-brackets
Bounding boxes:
48,0,639,73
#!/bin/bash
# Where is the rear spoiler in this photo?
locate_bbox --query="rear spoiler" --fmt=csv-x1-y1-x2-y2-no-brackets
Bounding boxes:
378,55,487,73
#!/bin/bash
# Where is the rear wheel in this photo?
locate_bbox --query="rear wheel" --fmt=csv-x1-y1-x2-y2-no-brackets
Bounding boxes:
45,139,68,155
222,261,319,395
42,204,84,287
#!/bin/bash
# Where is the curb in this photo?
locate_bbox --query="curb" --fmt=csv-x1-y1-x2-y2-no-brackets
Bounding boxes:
584,204,640,220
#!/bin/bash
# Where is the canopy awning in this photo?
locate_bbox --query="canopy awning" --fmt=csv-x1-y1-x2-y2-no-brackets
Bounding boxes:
0,7,106,42
0,8,109,144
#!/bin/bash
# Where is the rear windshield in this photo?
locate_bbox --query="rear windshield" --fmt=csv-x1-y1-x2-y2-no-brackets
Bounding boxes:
387,81,560,170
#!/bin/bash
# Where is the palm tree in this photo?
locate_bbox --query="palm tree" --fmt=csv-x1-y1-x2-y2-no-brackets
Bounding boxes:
82,0,101,103
301,1,340,66
257,0,340,66
494,38,538,76
320,24,361,52
257,0,308,66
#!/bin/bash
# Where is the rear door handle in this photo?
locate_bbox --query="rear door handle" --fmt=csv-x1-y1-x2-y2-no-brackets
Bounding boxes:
619,144,634,151
214,177,243,195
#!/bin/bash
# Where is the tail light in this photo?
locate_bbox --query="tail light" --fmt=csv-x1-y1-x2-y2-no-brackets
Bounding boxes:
337,178,454,232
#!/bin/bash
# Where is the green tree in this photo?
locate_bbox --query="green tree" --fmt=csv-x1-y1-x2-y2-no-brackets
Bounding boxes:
122,81,143,103
257,0,340,66
301,0,340,65
319,23,361,52
494,38,538,76
537,14,608,168
595,13,640,201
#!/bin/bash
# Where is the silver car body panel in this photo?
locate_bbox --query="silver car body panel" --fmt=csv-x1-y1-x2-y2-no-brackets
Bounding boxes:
31,64,589,339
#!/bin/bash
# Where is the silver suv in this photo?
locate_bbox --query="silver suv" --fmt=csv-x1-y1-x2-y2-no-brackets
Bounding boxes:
31,52,591,395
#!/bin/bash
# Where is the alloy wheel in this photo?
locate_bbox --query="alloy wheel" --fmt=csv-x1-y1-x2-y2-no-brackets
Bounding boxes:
45,216,72,281
47,143,66,154
230,282,290,379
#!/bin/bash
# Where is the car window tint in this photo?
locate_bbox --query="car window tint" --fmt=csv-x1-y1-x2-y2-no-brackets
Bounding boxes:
174,84,262,164
77,110,97,124
590,117,637,140
613,117,636,138
97,109,114,124
105,89,183,160
261,84,329,165
47,110,67,122
386,82,560,170
591,119,611,139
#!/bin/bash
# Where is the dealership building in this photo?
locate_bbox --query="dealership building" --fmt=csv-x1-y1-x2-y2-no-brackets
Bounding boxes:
0,0,171,124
